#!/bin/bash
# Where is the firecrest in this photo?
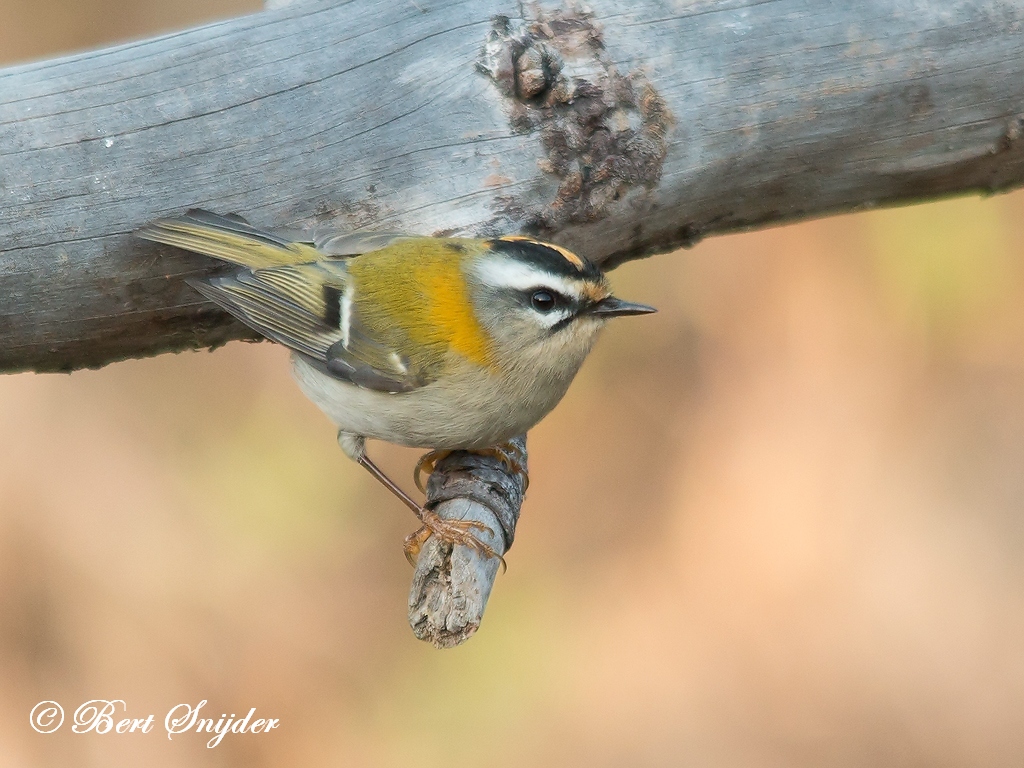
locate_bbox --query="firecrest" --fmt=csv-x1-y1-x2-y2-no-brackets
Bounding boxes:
138,210,655,563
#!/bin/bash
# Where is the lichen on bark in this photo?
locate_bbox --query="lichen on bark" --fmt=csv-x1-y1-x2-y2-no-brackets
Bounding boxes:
479,5,672,232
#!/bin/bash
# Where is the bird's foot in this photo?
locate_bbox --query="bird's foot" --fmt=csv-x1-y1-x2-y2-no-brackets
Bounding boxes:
354,447,506,569
413,442,529,494
476,441,530,492
414,449,452,493
403,506,505,571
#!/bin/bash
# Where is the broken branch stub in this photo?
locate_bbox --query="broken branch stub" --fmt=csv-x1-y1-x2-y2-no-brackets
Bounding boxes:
409,436,527,648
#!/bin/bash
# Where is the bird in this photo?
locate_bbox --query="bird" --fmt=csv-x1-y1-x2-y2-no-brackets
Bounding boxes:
138,209,656,564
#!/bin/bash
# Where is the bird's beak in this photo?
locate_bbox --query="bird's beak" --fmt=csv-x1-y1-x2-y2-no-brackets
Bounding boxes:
587,295,658,317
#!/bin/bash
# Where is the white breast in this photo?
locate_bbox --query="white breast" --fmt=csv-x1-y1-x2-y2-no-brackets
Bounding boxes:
289,353,576,450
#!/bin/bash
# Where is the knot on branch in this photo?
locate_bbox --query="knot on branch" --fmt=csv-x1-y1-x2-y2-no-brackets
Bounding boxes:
479,6,672,231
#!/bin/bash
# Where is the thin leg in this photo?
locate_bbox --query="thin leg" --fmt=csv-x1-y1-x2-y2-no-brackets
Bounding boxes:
358,454,423,516
356,454,500,566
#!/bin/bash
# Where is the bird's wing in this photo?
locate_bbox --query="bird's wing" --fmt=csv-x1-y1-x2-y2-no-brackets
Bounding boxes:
139,210,432,392
189,262,432,393
313,230,413,257
140,209,412,263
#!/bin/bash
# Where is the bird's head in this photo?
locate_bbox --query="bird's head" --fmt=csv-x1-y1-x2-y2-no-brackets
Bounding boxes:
465,236,656,376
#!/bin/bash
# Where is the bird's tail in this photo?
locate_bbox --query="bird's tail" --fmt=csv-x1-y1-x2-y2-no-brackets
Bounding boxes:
137,208,319,270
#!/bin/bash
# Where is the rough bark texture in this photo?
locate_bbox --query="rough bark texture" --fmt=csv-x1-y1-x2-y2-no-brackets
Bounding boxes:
410,436,526,648
3,0,1024,644
4,0,1024,371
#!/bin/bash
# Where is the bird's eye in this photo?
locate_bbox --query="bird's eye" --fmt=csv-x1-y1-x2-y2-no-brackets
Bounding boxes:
531,290,556,312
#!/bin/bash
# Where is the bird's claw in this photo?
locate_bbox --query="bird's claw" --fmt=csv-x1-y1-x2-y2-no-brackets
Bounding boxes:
413,442,529,494
403,506,506,572
477,442,530,492
414,449,452,494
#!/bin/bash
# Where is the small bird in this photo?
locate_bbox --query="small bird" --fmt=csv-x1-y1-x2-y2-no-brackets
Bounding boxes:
138,210,655,563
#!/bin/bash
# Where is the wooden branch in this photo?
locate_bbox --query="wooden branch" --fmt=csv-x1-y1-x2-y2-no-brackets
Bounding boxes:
3,0,1024,371
410,436,526,648
4,0,1024,644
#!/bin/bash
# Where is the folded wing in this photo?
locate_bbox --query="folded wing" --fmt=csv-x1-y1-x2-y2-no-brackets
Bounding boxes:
139,210,432,393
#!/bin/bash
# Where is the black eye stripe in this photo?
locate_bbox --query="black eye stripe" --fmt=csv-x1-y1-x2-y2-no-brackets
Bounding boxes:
549,314,575,333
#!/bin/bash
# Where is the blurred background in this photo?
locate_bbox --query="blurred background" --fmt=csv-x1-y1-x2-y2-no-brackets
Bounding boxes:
4,4,1024,767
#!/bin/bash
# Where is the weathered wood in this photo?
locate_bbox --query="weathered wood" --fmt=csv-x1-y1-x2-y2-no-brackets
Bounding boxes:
410,436,526,648
3,0,1024,371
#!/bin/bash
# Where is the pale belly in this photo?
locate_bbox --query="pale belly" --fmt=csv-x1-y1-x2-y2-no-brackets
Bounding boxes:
289,354,574,450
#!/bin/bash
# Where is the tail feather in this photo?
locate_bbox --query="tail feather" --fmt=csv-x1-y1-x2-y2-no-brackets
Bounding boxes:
137,209,320,270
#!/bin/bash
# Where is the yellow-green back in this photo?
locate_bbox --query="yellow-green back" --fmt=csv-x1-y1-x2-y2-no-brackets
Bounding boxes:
347,239,494,374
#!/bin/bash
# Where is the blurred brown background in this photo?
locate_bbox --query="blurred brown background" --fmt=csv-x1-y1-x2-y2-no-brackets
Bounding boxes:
4,4,1024,767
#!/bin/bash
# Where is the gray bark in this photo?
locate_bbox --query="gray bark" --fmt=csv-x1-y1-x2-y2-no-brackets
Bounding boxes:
3,0,1024,371
411,436,526,648
3,0,1024,644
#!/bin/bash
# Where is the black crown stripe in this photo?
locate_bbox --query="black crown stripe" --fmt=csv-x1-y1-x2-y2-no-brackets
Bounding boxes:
486,238,601,281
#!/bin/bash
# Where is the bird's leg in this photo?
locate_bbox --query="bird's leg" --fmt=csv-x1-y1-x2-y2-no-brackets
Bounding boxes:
357,454,424,516
406,442,525,573
356,454,499,567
